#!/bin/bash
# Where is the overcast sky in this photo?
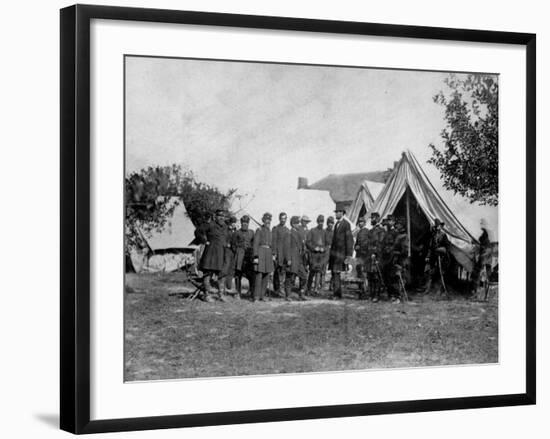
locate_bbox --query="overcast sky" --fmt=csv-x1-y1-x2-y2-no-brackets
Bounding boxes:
125,56,498,237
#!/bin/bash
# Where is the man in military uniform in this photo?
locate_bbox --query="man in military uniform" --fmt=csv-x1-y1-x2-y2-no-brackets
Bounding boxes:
365,212,385,302
389,220,409,303
233,215,255,298
222,215,238,294
252,212,275,302
424,218,451,296
329,204,354,299
354,216,369,299
470,218,493,299
381,214,397,301
298,215,311,292
306,215,329,296
196,209,230,301
283,216,308,301
323,216,335,291
271,212,289,297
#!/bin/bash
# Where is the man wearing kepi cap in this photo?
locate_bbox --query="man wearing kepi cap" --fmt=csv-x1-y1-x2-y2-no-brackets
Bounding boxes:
283,216,308,301
271,212,290,298
306,214,329,296
196,209,229,301
366,212,385,302
252,212,275,302
424,218,451,296
328,202,354,299
297,215,311,292
354,216,369,299
233,215,255,298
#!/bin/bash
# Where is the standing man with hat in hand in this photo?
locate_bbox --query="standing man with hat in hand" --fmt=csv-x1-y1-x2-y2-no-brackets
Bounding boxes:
306,215,329,296
196,209,230,301
271,212,290,297
329,203,354,299
252,212,275,302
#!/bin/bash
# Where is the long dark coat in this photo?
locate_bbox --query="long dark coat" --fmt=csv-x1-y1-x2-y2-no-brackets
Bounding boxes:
253,226,274,273
366,224,385,272
233,228,254,272
306,226,329,271
197,221,229,272
271,224,290,267
329,219,354,272
284,228,307,278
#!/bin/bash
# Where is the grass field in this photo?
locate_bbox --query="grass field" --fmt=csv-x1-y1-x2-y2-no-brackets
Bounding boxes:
124,272,498,381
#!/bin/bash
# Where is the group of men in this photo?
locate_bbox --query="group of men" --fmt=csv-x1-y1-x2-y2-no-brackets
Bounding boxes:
195,205,451,303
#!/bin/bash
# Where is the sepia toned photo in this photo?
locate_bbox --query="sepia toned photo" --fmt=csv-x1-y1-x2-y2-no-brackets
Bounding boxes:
124,56,499,382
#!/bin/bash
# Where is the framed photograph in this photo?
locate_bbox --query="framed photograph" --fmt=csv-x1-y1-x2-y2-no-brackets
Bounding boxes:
60,4,536,434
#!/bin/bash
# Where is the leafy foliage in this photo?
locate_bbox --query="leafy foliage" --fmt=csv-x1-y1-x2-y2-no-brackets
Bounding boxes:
125,164,237,251
428,74,498,206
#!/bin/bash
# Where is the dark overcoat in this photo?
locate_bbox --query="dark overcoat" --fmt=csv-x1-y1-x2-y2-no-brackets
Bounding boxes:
271,224,290,267
306,226,329,271
198,221,229,272
365,224,385,272
253,226,274,273
233,229,254,272
284,228,307,278
329,219,354,271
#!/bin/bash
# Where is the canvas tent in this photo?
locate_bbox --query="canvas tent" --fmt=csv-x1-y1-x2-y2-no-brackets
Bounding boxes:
129,197,199,273
371,150,477,272
348,180,386,224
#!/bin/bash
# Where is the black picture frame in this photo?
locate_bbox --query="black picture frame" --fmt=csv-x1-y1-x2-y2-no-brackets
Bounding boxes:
60,4,536,434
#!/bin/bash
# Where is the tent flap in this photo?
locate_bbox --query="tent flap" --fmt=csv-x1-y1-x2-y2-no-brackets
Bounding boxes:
372,150,476,270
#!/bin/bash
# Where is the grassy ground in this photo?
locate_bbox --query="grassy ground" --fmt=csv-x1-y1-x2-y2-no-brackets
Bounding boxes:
124,272,498,381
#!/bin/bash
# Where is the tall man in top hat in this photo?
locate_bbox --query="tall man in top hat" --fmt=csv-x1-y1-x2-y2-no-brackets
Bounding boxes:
306,215,329,295
271,212,290,297
389,220,409,303
252,212,275,302
328,203,354,299
365,212,385,302
196,209,230,301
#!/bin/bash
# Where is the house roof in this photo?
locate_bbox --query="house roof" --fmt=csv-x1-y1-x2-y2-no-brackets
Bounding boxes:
304,170,389,203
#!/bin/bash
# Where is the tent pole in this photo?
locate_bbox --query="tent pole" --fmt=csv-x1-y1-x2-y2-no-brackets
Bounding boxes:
406,187,411,258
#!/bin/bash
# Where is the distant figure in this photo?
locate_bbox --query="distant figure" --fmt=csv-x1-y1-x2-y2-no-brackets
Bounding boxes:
233,215,255,298
196,209,229,301
284,216,308,301
271,212,290,297
470,218,493,299
354,216,369,299
306,215,329,295
252,212,275,302
424,218,451,296
328,204,354,299
365,212,385,302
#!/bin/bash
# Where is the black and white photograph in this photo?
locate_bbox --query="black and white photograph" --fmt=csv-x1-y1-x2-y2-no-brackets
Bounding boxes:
124,56,499,382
